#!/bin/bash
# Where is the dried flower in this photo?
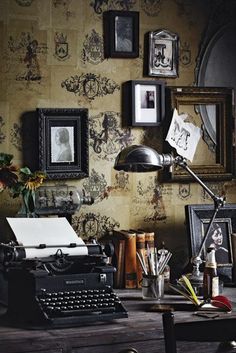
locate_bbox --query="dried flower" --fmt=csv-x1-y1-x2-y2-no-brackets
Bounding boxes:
0,153,18,191
0,153,46,216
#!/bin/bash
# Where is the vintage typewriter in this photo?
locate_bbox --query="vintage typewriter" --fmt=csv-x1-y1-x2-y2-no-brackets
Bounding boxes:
0,217,128,329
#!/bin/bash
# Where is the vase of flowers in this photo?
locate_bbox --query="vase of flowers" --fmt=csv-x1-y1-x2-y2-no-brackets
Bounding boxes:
0,153,46,217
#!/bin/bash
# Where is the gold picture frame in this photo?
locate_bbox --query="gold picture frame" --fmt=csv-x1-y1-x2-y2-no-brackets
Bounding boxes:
161,87,234,182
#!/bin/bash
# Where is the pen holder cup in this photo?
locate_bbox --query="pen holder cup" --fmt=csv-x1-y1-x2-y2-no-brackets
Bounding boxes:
141,274,164,300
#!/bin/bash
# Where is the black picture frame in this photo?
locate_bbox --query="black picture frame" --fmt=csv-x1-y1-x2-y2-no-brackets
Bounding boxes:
122,80,165,126
202,218,232,267
103,10,139,58
38,108,89,180
185,204,236,284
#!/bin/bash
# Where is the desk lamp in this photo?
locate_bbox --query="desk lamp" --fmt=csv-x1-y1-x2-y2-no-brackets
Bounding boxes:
114,145,225,289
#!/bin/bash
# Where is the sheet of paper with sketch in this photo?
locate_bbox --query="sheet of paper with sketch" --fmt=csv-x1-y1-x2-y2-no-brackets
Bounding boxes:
165,108,201,162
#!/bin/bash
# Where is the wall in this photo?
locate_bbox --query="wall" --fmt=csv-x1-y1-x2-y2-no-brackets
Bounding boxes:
0,0,236,274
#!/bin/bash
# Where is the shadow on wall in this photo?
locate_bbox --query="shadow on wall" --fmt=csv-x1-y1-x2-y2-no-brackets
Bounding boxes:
21,110,39,172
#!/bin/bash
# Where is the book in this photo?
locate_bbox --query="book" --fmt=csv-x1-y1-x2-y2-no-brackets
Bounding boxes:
133,230,145,288
112,230,127,289
123,230,137,289
114,238,125,288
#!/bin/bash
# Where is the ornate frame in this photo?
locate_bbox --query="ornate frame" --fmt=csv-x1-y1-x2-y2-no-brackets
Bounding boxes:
195,2,236,150
38,108,89,180
161,86,234,182
148,29,179,77
185,204,236,283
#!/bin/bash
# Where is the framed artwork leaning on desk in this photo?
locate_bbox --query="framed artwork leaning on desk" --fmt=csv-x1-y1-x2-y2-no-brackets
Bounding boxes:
185,204,236,285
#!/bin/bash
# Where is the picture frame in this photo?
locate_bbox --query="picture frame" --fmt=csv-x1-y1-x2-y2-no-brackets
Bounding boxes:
202,218,233,267
148,29,179,77
38,108,89,180
161,86,234,182
185,204,236,284
103,10,139,58
122,80,165,126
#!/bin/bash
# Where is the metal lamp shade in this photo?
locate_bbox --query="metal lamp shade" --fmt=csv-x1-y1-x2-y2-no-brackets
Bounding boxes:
114,145,173,172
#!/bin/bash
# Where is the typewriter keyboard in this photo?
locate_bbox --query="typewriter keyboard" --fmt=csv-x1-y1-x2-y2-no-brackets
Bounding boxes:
37,287,123,318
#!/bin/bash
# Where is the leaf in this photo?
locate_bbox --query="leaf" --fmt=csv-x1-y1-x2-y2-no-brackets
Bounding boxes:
169,284,199,306
20,167,32,175
181,275,201,306
0,153,13,167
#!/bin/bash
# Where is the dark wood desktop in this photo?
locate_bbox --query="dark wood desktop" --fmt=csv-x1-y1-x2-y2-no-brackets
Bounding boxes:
0,288,236,353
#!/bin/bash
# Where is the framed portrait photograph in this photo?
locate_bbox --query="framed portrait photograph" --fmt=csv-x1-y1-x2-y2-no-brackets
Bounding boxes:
148,29,179,77
202,218,233,267
38,108,89,180
122,80,165,126
103,10,139,58
185,204,236,284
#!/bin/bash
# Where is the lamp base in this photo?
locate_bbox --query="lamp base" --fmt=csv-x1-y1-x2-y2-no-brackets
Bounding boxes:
184,256,204,296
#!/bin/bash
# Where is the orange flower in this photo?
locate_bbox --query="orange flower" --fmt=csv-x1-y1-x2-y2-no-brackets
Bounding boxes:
24,172,46,191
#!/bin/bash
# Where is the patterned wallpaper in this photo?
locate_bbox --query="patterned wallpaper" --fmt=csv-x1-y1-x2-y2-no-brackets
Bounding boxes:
1,0,236,273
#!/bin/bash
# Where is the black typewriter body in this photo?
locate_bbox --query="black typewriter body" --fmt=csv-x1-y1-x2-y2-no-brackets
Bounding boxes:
1,245,128,328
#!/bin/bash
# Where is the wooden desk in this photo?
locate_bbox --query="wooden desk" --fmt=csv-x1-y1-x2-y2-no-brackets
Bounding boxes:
0,288,236,353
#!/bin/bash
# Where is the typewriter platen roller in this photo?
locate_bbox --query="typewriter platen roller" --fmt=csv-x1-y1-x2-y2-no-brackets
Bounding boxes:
1,217,128,328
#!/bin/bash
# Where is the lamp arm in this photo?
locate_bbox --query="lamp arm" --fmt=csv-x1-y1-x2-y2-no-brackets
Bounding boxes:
174,156,226,262
196,205,221,258
175,156,225,209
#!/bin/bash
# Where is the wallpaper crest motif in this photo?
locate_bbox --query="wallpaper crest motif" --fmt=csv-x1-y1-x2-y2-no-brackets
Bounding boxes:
61,73,120,101
89,112,134,161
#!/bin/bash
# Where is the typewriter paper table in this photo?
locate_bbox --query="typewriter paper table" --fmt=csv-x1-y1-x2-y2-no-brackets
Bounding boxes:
1,288,236,353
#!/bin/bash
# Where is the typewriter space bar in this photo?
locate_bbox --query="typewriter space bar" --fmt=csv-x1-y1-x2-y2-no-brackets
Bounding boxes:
59,307,115,316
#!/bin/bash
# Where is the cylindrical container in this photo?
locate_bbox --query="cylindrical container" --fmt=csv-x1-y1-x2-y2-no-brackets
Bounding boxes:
142,274,164,300
203,247,219,300
163,264,170,292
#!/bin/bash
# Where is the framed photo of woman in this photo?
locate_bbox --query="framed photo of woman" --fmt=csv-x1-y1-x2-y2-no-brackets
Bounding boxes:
185,204,236,284
38,108,89,179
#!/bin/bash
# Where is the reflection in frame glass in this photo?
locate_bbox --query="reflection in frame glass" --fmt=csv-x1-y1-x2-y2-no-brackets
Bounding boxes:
103,10,139,58
148,29,179,77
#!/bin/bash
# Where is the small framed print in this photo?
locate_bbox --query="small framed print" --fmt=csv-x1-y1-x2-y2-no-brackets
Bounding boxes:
38,108,89,180
148,29,179,77
185,204,236,284
103,10,139,58
122,80,165,126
